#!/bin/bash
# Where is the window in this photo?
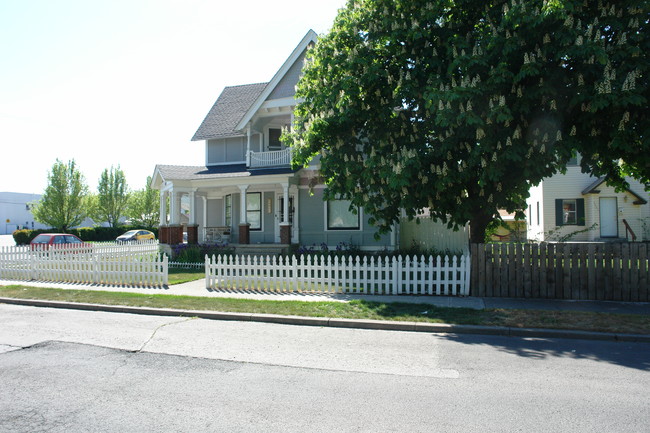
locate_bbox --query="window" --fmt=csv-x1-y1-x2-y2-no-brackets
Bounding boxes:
225,195,232,227
247,192,261,230
536,202,540,225
268,128,282,151
555,198,585,226
327,200,360,230
562,200,577,224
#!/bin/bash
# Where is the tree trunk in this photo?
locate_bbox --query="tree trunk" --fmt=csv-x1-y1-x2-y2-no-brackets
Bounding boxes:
469,211,493,244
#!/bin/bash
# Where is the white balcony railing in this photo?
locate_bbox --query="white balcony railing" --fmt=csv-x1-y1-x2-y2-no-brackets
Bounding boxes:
247,147,292,168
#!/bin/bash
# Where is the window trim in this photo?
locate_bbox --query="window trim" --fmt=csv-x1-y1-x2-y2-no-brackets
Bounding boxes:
325,199,362,231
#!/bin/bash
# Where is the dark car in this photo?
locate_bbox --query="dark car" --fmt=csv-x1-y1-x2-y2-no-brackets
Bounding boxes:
30,233,86,250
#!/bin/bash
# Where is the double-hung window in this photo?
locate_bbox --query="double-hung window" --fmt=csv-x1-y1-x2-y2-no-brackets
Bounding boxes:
555,198,585,226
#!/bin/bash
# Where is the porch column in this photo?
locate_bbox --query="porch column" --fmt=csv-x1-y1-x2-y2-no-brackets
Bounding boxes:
159,190,167,226
187,190,198,245
202,196,207,242
246,124,251,167
159,190,169,244
280,183,291,244
239,185,250,244
169,190,183,244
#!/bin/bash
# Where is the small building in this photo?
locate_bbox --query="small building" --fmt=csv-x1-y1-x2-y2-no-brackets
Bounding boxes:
0,192,48,235
526,156,650,242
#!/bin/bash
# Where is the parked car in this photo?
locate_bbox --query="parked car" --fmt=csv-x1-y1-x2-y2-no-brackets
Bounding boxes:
116,229,155,243
30,233,87,250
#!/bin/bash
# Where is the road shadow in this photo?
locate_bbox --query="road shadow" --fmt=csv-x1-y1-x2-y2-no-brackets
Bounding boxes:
438,332,650,371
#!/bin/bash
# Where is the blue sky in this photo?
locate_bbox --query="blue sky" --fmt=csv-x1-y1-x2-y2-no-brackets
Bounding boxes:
0,0,345,194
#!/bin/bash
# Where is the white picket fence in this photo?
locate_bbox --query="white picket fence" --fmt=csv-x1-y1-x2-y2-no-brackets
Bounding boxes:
0,244,167,286
88,240,160,256
205,254,470,296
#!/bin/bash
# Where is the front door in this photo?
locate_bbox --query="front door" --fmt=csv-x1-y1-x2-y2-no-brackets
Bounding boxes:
600,197,618,238
275,196,296,243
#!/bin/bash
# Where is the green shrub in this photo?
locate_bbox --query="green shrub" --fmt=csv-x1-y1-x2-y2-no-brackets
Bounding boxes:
12,229,32,245
171,243,235,263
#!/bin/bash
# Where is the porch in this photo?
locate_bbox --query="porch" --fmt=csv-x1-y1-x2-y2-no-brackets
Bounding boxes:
156,171,299,247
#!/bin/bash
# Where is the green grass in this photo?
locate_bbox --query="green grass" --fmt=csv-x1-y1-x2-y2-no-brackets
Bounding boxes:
168,267,205,285
0,285,648,334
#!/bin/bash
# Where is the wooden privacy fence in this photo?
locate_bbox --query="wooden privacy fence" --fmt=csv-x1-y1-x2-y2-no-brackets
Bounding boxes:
471,243,650,301
206,254,470,296
0,245,168,286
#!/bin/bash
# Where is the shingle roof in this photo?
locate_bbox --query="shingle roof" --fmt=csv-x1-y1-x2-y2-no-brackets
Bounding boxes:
191,83,268,141
155,164,250,181
582,176,648,205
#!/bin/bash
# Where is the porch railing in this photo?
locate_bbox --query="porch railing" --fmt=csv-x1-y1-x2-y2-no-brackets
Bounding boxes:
247,147,292,168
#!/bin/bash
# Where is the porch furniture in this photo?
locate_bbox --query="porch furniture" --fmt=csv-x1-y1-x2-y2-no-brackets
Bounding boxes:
204,226,231,244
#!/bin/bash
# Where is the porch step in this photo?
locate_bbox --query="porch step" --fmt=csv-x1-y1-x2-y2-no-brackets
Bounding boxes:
233,244,290,257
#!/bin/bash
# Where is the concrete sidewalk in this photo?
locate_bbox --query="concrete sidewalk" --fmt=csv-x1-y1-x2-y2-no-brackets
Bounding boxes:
2,277,649,315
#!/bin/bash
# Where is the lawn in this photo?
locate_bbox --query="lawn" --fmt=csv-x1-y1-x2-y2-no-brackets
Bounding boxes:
0,285,648,335
168,267,205,285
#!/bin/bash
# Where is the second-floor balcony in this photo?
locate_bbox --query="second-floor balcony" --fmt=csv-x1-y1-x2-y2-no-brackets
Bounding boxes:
247,147,292,169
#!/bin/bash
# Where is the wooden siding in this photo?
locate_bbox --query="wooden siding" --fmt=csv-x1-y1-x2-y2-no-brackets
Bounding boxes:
400,217,469,254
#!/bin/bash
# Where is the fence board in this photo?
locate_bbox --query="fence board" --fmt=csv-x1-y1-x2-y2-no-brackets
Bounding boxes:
531,244,539,298
538,243,547,298
578,244,588,300
640,244,648,302
485,244,494,297
471,244,478,294
477,244,486,297
523,244,531,298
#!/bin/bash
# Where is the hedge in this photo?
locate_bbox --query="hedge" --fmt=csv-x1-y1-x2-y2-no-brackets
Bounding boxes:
12,226,159,245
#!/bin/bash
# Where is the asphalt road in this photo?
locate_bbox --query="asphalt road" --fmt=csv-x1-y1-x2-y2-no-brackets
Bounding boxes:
0,304,648,432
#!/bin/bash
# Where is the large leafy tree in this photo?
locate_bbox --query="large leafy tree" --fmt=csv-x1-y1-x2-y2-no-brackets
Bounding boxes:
32,159,89,231
288,0,649,242
94,165,129,227
126,176,160,228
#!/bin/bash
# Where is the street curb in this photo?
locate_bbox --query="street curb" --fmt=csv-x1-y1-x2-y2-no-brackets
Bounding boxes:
1,296,649,343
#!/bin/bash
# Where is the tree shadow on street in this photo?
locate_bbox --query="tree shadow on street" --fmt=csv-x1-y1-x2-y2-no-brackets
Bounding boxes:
438,333,650,371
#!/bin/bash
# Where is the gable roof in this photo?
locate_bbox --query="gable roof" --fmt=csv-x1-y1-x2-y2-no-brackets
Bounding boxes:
234,29,318,131
581,177,648,205
191,83,268,141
